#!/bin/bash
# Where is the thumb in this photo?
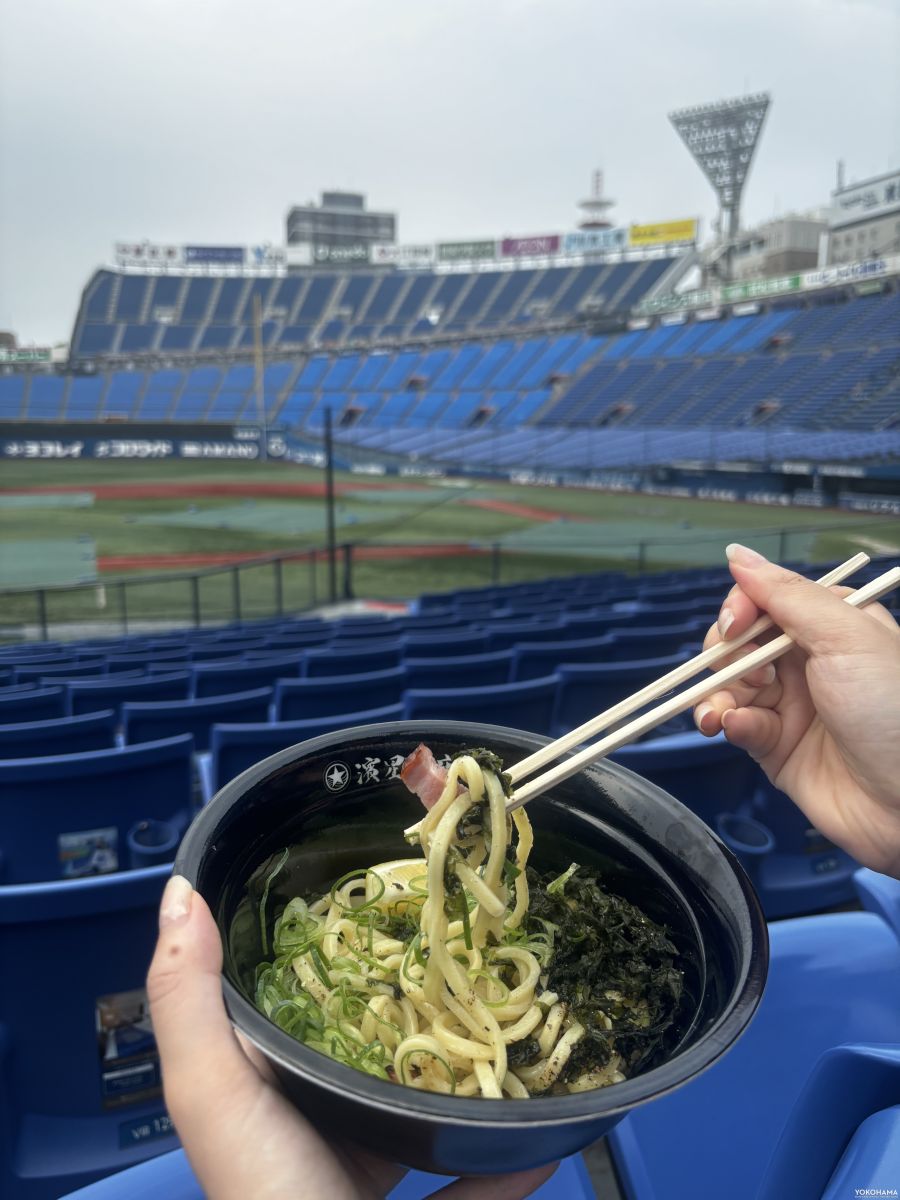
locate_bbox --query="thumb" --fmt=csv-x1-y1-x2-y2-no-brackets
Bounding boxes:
724,543,880,658
147,875,260,1116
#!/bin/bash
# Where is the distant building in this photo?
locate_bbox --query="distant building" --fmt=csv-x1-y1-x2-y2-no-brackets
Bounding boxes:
827,169,900,264
728,213,828,282
285,191,396,267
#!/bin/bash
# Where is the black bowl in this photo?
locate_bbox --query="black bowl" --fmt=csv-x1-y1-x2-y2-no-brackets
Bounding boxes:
174,721,768,1176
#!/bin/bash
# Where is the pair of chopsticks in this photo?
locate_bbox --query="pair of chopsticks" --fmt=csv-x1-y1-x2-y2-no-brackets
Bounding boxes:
502,552,899,813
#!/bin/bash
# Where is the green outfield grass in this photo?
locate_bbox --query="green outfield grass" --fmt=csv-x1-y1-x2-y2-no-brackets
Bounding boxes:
1,458,898,634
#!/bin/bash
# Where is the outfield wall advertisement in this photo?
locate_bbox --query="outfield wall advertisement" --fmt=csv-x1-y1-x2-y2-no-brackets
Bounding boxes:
637,254,899,315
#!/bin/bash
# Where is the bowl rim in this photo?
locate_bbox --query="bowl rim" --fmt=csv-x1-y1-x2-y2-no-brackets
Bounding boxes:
175,719,769,1127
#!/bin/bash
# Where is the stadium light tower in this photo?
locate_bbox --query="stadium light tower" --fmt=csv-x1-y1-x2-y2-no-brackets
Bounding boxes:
668,93,770,281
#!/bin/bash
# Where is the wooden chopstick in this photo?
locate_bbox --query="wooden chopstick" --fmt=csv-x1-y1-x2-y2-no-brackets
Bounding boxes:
505,551,870,788
504,565,900,813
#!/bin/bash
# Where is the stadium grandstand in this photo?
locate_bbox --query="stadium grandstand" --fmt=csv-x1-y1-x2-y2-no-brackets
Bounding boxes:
1,264,897,478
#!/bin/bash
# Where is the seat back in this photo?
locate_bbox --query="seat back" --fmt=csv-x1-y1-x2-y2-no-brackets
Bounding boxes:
552,654,684,735
403,650,514,690
302,642,404,677
0,735,194,883
191,655,304,698
209,702,406,792
483,620,569,652
610,732,761,827
403,675,559,736
604,621,707,663
122,687,273,751
68,672,192,720
400,630,491,658
275,666,408,722
511,634,614,681
0,687,66,723
15,660,108,684
0,710,117,759
0,866,178,1199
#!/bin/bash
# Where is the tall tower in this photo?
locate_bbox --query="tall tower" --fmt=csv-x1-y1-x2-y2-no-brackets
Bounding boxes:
668,93,770,281
578,170,616,230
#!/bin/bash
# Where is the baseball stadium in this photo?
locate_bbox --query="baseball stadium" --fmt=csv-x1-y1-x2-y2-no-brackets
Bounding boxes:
1,30,900,1200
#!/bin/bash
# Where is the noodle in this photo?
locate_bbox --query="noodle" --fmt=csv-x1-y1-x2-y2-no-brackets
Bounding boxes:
253,750,676,1098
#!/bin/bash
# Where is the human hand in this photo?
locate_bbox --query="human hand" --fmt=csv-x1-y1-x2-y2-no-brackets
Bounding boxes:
147,876,558,1200
694,544,900,876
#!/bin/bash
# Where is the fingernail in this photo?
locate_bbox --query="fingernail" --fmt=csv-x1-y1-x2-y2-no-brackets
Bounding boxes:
718,607,735,638
695,703,716,734
759,663,776,685
160,875,193,929
726,543,766,568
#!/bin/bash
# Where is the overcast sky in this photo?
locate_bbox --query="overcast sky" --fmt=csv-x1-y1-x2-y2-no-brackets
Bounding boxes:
1,0,898,345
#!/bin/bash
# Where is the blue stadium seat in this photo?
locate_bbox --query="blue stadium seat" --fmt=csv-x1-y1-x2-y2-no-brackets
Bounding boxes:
205,701,407,795
59,1148,594,1200
483,620,570,652
725,775,860,918
603,621,707,663
0,687,67,723
191,654,304,698
0,682,38,698
403,650,514,689
610,731,762,830
550,654,684,737
68,672,192,720
0,710,117,758
301,642,404,676
403,675,559,736
511,634,615,681
0,735,194,883
400,631,490,658
608,872,900,1200
105,649,192,669
275,666,408,722
122,687,273,752
0,865,178,1199
14,660,109,685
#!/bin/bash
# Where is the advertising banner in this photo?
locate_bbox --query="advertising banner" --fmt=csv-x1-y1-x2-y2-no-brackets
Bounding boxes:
802,258,890,289
313,243,371,265
183,245,245,265
286,243,314,267
247,244,287,268
0,348,52,364
628,219,698,247
500,234,560,258
636,287,717,315
831,171,900,229
371,243,435,268
720,275,801,302
437,239,496,263
562,228,627,255
114,242,182,269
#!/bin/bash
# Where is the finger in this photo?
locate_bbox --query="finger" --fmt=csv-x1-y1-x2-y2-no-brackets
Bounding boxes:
715,582,760,641
721,706,783,764
711,641,779,689
147,876,260,1117
433,1162,558,1200
724,544,899,657
695,671,783,736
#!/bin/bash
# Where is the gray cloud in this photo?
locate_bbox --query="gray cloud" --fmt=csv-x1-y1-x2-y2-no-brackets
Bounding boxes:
1,0,898,343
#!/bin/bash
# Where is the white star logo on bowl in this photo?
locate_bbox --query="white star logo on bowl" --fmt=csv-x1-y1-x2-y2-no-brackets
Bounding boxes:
324,763,350,792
